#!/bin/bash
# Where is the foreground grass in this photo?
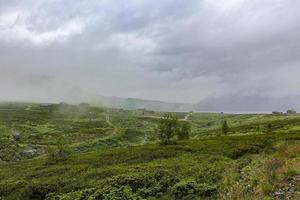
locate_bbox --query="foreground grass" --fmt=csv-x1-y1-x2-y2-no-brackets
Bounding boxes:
1,133,299,199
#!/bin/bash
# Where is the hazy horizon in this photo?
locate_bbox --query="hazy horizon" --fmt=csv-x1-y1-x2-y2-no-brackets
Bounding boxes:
1,0,300,110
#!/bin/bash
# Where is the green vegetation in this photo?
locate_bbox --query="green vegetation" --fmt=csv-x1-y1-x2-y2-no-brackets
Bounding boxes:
0,102,299,199
47,136,71,164
158,115,179,145
177,122,191,140
222,120,229,135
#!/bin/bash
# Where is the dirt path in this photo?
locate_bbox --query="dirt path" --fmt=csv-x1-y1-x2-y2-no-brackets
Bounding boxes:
105,114,114,127
182,113,191,121
103,114,119,139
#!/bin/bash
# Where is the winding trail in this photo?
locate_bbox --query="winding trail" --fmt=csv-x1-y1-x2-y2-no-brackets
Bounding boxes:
105,114,114,127
103,114,119,139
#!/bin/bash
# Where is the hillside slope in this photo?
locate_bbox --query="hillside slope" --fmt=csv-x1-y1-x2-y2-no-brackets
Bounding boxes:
1,133,299,199
0,102,299,199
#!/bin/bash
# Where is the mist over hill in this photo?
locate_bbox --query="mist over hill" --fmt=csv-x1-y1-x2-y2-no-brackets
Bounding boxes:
89,95,299,113
90,95,194,112
194,95,300,113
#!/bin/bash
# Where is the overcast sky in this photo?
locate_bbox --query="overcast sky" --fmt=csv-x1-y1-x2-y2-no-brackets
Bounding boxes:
1,0,300,106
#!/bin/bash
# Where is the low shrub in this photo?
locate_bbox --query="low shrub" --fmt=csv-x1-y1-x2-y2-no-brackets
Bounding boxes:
172,179,217,199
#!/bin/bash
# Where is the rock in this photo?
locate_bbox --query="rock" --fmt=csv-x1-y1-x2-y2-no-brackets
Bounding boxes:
21,146,44,158
274,191,284,196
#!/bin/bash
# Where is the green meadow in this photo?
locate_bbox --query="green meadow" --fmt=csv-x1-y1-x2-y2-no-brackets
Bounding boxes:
0,102,299,199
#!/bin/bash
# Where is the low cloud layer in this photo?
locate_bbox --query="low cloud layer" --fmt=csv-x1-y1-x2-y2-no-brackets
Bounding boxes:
1,0,300,110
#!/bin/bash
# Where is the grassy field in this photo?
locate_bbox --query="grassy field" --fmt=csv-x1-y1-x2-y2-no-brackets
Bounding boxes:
0,102,299,199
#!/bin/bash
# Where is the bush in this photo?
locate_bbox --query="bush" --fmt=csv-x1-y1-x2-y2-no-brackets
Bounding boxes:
0,180,29,199
0,137,20,161
46,170,179,200
177,122,191,140
91,185,137,200
28,183,59,200
222,121,229,135
172,179,217,199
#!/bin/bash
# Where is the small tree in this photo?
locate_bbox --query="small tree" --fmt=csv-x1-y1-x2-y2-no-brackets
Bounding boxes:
222,120,229,135
158,115,179,145
177,122,191,140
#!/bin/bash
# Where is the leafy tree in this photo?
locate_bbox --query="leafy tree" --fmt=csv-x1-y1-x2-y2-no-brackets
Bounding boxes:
158,115,179,145
177,122,191,140
222,121,229,135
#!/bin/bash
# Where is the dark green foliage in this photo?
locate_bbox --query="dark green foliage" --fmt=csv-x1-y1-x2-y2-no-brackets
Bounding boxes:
222,120,229,135
172,179,217,199
177,122,191,140
227,141,270,159
158,115,179,145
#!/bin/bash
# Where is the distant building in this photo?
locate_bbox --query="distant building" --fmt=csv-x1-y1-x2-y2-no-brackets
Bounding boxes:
272,111,283,115
286,109,297,114
39,103,53,108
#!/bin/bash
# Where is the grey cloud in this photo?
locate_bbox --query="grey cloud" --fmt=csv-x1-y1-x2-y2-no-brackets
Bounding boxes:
0,0,300,109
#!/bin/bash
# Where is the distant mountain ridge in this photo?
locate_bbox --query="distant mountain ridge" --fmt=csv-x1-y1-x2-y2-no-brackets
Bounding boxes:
89,95,299,113
90,95,194,112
